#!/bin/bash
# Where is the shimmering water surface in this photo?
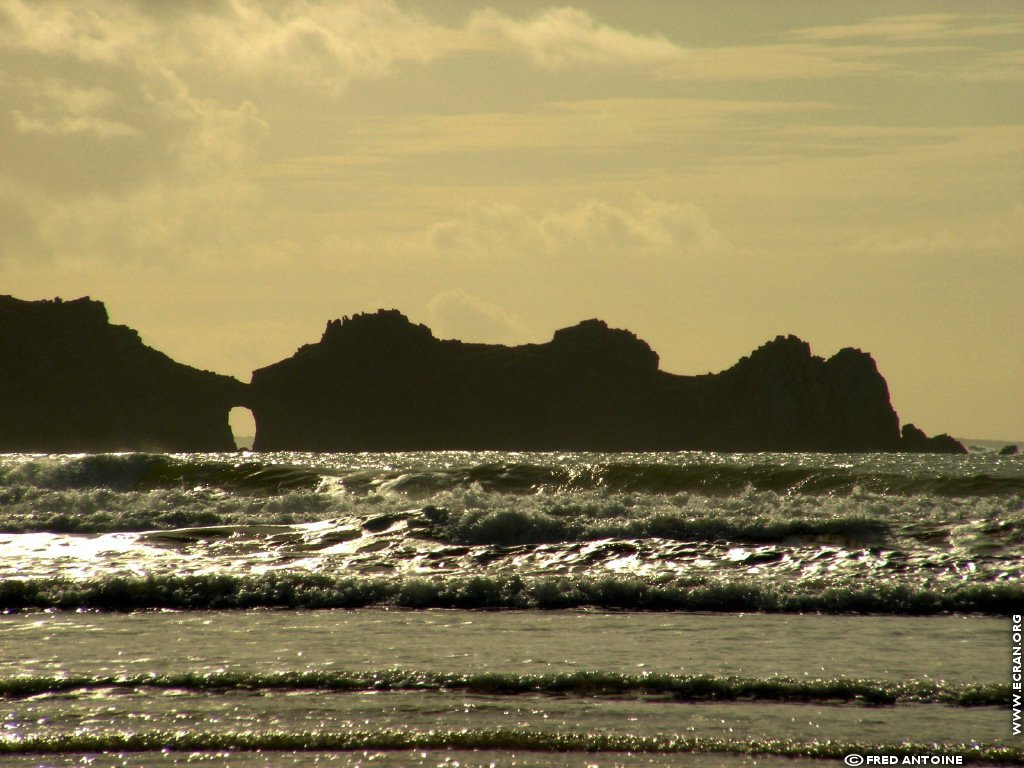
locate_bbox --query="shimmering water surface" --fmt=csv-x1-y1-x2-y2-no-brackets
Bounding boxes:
1,451,1021,765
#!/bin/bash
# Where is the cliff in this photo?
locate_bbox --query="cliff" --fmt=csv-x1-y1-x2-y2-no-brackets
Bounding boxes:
250,310,964,453
1,298,965,454
0,296,247,452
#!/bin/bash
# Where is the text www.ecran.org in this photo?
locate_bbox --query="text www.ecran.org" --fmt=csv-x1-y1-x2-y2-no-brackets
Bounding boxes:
1013,614,1022,736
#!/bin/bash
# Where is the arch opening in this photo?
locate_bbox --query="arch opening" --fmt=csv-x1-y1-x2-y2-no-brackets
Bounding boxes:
229,406,256,450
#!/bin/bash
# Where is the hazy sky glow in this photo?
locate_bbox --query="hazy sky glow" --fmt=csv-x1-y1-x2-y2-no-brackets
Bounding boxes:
2,0,1021,440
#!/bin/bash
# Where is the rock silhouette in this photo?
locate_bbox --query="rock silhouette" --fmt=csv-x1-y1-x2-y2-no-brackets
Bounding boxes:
0,296,246,452
0,299,968,454
249,309,966,453
899,424,968,455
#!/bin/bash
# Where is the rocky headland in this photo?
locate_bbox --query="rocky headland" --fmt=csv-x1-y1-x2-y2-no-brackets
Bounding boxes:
249,309,966,454
0,298,967,453
0,296,246,452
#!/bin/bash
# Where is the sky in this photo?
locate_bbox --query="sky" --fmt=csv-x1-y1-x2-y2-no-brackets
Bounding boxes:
1,0,1021,441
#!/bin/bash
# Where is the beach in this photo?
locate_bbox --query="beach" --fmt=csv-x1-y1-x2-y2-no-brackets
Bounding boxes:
1,450,1021,765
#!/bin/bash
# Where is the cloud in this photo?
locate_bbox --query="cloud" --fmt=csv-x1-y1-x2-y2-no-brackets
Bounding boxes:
768,13,1024,83
0,66,268,263
847,204,1023,258
172,1,447,94
786,14,1024,42
0,0,442,92
8,80,138,138
1,1,1016,274
698,44,903,80
0,2,681,97
427,291,527,343
655,13,1023,82
0,2,275,264
0,0,147,63
466,7,681,68
425,199,722,262
0,1,695,267
11,109,138,138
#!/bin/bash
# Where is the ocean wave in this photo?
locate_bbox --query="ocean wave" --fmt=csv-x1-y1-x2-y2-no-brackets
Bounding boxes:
3,481,1019,552
0,728,1018,763
328,460,1024,498
1,573,1018,614
0,454,321,494
436,504,892,547
0,670,1004,706
0,486,333,534
3,454,1022,498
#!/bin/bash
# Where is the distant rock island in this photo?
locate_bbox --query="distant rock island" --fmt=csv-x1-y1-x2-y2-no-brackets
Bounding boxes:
0,295,245,452
249,309,966,454
0,298,966,453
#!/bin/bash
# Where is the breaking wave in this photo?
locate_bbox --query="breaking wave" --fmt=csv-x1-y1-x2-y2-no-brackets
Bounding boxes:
434,504,893,546
1,484,1019,559
0,729,1019,763
2,453,1022,497
0,453,321,494
1,573,1018,614
0,670,1005,706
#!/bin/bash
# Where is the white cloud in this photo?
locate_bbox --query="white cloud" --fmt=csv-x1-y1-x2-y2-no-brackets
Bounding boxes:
1,1,1016,274
427,291,527,343
38,81,116,114
175,1,447,94
0,0,147,62
425,199,722,262
0,0,441,91
9,80,139,138
0,2,276,264
0,1,696,268
0,2,681,97
466,6,681,68
1,63,269,263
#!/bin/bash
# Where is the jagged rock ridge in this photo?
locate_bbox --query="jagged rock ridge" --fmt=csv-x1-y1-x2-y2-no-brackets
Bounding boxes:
250,309,965,453
0,296,247,452
0,299,966,454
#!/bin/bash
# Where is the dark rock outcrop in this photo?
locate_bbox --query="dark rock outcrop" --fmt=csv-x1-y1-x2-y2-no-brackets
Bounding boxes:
250,309,954,453
2,298,965,454
998,444,1019,456
898,424,967,455
0,296,247,452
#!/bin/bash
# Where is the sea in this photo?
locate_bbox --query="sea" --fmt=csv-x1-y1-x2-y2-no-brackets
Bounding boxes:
0,449,1021,767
